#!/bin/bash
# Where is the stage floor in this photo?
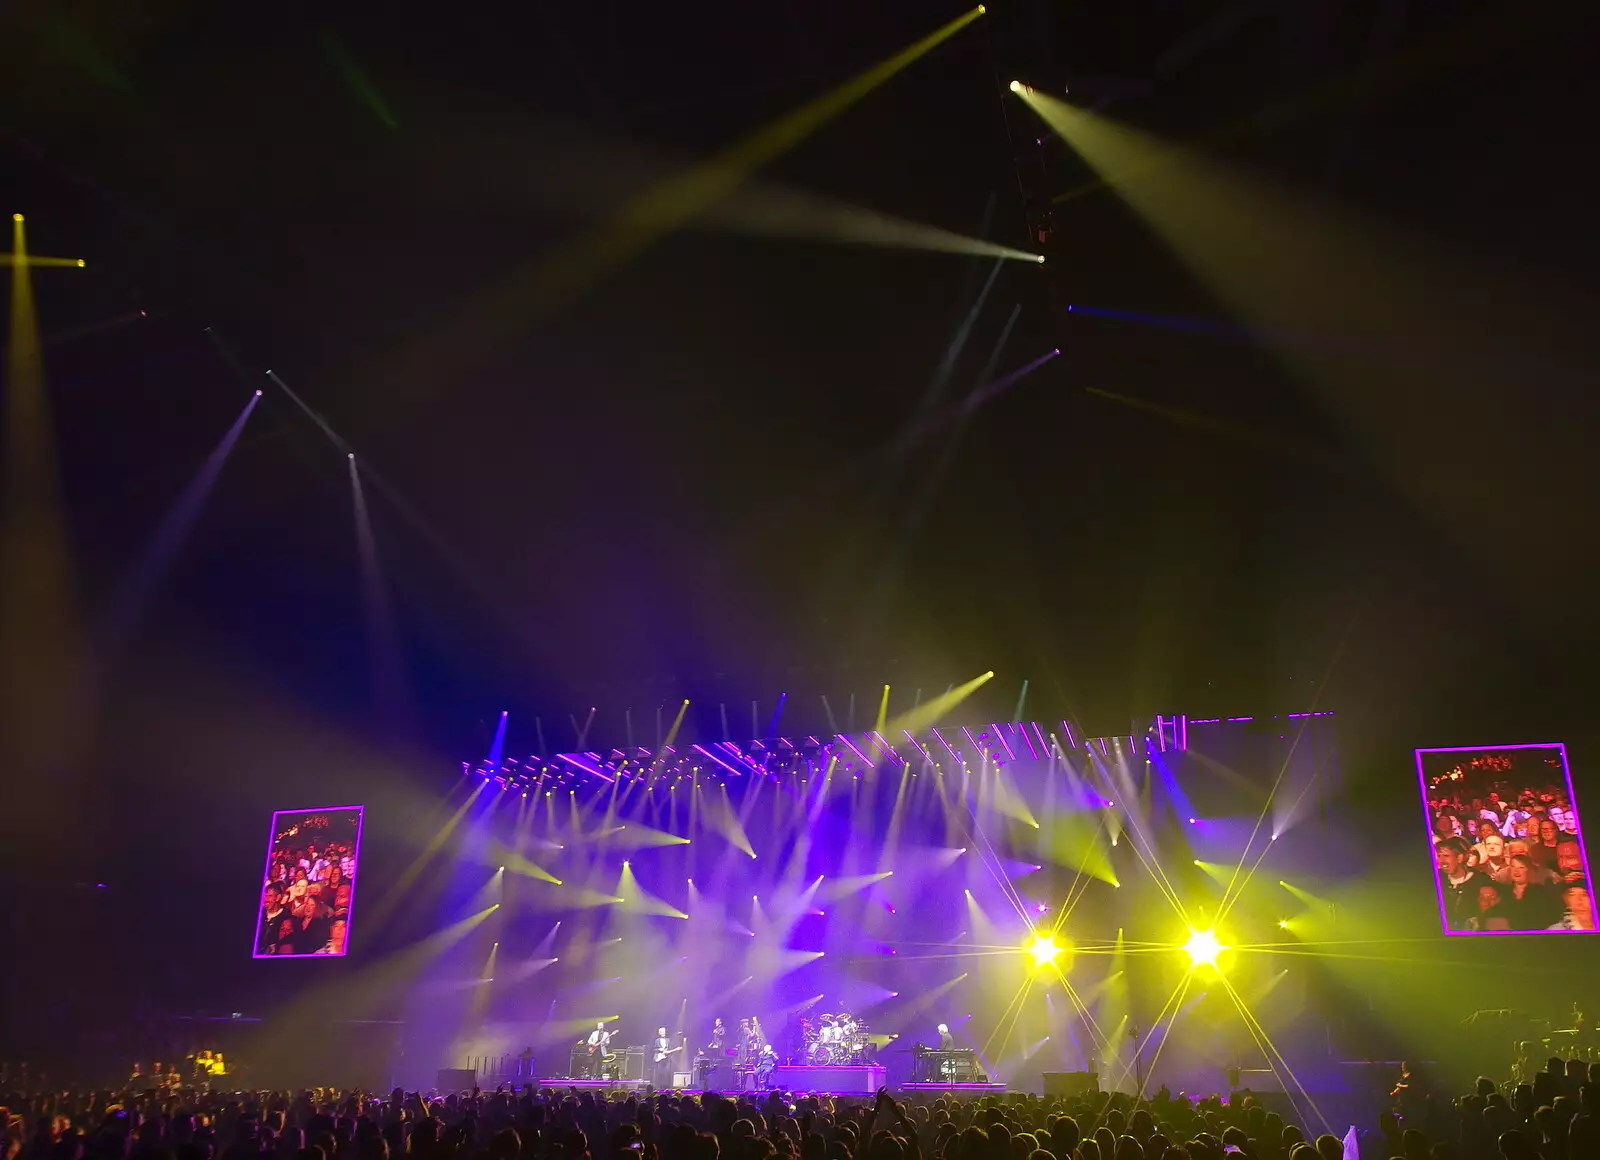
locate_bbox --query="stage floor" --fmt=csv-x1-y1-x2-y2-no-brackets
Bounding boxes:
902,1082,1007,1093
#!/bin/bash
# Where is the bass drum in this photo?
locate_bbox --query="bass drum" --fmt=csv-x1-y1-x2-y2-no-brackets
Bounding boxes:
809,1038,832,1064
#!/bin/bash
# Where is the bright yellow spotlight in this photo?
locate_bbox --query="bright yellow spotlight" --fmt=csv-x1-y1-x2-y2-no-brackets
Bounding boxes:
1026,933,1062,968
76,259,85,267
11,213,21,222
1009,80,1022,93
1278,920,1289,930
1184,929,1223,967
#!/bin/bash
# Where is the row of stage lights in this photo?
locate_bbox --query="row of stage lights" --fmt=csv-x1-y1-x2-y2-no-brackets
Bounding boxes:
1023,929,1225,971
466,727,1157,790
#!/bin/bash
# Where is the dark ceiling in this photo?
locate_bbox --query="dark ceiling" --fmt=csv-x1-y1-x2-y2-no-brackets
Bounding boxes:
2,0,1597,762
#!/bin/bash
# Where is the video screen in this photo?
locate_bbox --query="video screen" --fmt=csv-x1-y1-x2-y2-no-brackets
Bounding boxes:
255,806,364,957
1416,744,1593,935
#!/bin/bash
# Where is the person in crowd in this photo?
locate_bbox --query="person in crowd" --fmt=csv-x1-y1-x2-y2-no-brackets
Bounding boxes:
1548,877,1593,931
1470,819,1495,856
1435,838,1488,931
1503,839,1560,886
1470,832,1511,882
1501,855,1563,931
258,884,290,954
1554,838,1587,884
1474,882,1512,931
1531,819,1566,873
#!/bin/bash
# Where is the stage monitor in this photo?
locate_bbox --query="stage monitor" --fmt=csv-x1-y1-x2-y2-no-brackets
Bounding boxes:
254,806,365,957
1415,744,1593,935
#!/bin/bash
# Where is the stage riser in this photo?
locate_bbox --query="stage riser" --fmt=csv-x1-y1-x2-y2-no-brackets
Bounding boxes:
772,1065,886,1094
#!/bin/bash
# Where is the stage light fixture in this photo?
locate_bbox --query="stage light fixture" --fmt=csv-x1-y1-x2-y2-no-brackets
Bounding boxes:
1009,80,1022,93
1184,929,1222,967
1025,933,1062,968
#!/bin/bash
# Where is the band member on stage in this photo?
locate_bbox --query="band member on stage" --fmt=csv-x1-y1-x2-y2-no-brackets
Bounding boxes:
584,1022,611,1077
708,1017,728,1054
754,1044,776,1088
938,1022,954,1050
653,1026,674,1088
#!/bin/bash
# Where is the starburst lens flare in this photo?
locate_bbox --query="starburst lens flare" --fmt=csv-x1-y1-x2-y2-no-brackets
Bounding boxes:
1184,929,1223,967
1026,933,1062,968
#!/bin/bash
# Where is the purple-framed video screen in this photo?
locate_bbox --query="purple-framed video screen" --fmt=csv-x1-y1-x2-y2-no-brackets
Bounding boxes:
1415,744,1593,935
254,806,365,958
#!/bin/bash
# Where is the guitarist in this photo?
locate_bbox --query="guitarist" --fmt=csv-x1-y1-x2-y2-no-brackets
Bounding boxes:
584,1022,612,1077
652,1026,681,1088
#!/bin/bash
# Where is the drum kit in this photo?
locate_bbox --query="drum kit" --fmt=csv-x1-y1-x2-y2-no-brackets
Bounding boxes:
802,1012,873,1065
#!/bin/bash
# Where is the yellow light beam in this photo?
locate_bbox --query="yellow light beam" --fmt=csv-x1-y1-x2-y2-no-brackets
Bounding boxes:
885,670,994,736
0,255,86,267
2,214,90,849
662,699,690,750
1024,90,1580,612
616,861,689,919
1218,971,1333,1136
1135,970,1195,1099
702,181,1043,262
394,7,987,384
876,685,891,732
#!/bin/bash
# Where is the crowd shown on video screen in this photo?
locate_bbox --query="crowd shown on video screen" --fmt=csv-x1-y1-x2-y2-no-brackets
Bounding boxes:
1428,755,1592,933
256,824,358,956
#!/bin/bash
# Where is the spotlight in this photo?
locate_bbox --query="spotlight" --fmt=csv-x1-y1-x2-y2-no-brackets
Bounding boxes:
1184,930,1223,967
76,259,86,267
1008,80,1022,93
347,453,355,460
1278,920,1289,930
12,213,22,222
1189,818,1197,825
1035,255,1046,264
1025,934,1062,968
254,390,262,397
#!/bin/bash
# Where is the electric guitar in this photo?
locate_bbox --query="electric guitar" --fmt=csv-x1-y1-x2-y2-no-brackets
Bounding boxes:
653,1044,685,1064
587,1033,613,1057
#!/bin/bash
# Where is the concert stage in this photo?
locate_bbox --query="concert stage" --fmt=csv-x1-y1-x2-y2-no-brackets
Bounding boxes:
438,713,1344,1100
771,1065,886,1094
524,1071,890,1097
